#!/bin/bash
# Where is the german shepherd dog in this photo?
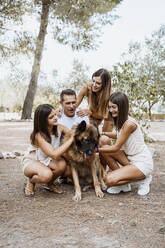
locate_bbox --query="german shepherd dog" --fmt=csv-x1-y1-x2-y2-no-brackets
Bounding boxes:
63,120,106,202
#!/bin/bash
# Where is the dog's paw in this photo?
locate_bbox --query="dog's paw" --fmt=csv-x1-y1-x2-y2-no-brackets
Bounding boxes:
96,189,104,198
72,193,82,202
101,182,107,191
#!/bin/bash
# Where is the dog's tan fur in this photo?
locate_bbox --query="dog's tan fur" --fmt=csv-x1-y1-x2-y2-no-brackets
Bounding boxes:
63,122,106,202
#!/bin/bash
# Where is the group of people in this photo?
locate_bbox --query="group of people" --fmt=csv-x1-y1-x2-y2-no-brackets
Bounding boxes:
22,68,153,197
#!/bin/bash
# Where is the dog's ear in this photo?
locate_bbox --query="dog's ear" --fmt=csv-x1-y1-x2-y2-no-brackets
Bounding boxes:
76,120,86,135
78,120,86,132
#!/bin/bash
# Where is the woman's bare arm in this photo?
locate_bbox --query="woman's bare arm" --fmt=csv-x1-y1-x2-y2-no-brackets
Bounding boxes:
58,124,70,135
101,131,117,139
36,132,73,160
76,83,92,117
76,84,88,107
99,121,137,153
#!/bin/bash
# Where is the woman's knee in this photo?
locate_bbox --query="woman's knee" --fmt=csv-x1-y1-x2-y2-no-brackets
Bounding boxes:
53,159,67,176
39,169,53,183
24,166,32,178
105,173,118,186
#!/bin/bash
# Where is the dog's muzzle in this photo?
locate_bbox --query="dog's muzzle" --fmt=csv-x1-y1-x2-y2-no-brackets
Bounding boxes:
76,139,97,158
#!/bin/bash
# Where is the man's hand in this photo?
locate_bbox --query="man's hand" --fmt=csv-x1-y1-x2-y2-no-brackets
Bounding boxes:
55,107,62,118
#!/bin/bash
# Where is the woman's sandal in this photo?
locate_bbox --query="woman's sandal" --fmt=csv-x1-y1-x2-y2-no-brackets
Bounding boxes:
24,182,35,197
44,184,63,194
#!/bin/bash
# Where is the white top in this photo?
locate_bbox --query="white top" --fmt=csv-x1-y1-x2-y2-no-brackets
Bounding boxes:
58,109,89,130
117,116,151,157
25,128,61,166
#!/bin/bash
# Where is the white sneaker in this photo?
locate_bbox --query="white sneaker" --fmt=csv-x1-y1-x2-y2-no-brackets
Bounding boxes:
138,175,152,196
107,184,131,194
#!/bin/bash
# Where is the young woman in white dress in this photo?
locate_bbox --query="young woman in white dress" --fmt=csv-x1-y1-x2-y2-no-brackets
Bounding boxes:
22,104,73,196
99,92,153,195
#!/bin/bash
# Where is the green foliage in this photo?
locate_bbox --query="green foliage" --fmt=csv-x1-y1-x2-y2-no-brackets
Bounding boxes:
112,62,148,118
12,104,23,113
112,63,151,141
122,25,165,101
33,84,59,110
0,106,7,112
49,0,121,51
0,0,36,59
0,78,59,113
66,59,90,93
113,25,165,116
20,0,123,119
111,25,165,141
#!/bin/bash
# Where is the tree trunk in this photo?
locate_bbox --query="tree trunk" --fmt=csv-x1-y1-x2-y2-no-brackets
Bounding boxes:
148,102,152,120
21,0,50,119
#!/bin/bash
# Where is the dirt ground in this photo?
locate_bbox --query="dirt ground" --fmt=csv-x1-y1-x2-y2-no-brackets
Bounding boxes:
0,121,165,248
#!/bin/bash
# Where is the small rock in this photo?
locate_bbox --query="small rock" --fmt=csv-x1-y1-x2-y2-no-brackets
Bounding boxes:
14,151,24,156
119,202,124,206
158,226,165,234
130,220,137,226
96,213,104,218
5,152,16,159
0,151,4,159
111,220,118,225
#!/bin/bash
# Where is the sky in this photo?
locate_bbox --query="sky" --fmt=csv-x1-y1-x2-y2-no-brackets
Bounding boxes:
41,0,165,81
1,0,165,83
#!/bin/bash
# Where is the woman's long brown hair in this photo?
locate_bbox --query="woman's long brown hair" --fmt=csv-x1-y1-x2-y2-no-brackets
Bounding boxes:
108,92,129,130
30,104,58,145
89,68,111,116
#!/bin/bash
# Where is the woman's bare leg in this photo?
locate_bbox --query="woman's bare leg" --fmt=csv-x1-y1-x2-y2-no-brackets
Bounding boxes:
110,150,130,166
99,135,119,170
99,135,130,171
46,158,67,193
100,153,120,171
105,164,145,187
24,160,53,196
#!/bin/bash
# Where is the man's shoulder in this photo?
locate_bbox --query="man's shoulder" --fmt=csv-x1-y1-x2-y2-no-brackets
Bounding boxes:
58,114,72,123
58,114,73,130
58,111,89,128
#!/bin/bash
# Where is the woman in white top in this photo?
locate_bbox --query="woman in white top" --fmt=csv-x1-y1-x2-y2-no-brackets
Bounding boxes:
99,92,153,195
22,104,73,196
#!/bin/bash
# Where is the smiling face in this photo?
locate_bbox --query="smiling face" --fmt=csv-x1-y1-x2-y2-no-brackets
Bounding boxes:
108,101,119,118
92,76,103,92
47,109,58,127
61,94,77,117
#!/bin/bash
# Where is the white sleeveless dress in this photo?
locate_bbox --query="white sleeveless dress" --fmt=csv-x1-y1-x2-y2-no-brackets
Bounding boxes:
117,116,153,176
22,129,61,171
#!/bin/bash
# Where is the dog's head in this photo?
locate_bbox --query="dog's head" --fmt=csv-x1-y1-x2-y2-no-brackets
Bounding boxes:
74,121,100,159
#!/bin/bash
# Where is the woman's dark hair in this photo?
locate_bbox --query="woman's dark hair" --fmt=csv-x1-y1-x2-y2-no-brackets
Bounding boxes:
30,104,58,145
89,68,111,116
108,92,129,130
